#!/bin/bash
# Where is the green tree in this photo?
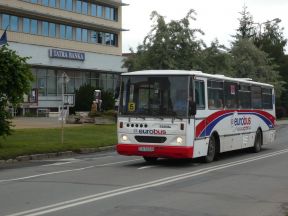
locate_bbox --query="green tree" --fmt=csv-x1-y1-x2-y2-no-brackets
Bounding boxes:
123,9,204,71
235,5,256,40
197,40,234,76
230,39,284,96
0,45,33,138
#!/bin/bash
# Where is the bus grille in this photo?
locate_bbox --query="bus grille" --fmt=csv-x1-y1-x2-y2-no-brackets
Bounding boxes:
135,136,167,143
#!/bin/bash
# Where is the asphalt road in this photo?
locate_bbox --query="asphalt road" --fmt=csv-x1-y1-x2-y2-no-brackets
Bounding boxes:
0,124,288,216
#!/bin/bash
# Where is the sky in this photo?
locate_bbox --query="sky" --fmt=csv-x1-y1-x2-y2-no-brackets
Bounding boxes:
122,0,288,53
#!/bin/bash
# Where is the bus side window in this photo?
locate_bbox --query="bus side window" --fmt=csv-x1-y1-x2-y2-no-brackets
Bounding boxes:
195,80,205,109
251,86,262,109
208,80,224,109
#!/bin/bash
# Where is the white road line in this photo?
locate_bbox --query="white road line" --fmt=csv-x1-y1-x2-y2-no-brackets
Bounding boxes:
5,148,288,216
0,159,141,183
138,165,156,170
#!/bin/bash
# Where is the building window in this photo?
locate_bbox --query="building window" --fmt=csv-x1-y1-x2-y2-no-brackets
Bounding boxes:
82,1,88,14
11,16,19,31
49,23,56,37
105,7,111,20
23,18,30,33
66,25,72,40
97,5,103,17
60,24,66,39
76,28,82,41
66,0,73,11
49,0,56,7
60,0,65,9
42,0,49,6
2,14,10,30
42,21,49,36
91,4,97,16
82,29,88,42
31,0,38,3
31,19,38,34
91,31,97,43
97,32,103,44
76,0,82,13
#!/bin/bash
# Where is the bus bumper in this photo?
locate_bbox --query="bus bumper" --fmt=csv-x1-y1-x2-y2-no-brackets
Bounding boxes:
116,144,193,159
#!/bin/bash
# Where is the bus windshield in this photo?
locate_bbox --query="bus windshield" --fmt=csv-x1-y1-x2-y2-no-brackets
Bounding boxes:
119,75,189,117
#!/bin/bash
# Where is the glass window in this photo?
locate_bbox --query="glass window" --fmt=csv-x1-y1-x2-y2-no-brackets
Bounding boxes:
97,32,103,44
76,0,82,13
251,86,262,109
2,14,10,30
60,25,66,39
119,76,189,117
60,0,65,9
76,28,82,41
195,80,205,109
49,0,56,7
91,31,97,43
47,70,57,95
31,0,38,3
208,80,224,109
42,21,49,36
23,18,30,33
224,82,238,109
97,5,103,17
82,29,88,42
49,23,56,37
105,33,111,45
262,88,273,109
42,0,49,6
82,1,88,14
66,0,73,11
105,7,111,19
91,4,96,16
111,34,117,46
111,8,116,20
239,84,251,109
66,26,72,40
31,19,38,34
10,16,18,32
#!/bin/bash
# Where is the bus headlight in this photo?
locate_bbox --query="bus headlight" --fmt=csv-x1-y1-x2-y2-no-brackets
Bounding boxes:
121,135,128,142
176,137,183,145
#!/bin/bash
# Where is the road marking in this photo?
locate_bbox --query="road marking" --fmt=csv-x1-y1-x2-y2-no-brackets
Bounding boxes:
5,148,288,216
138,165,156,170
0,159,141,183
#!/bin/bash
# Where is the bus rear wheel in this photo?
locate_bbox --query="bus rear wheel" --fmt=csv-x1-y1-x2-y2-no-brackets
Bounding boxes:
143,156,158,163
252,129,262,153
203,135,217,163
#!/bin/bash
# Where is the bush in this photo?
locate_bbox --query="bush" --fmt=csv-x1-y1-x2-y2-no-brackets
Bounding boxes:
276,106,287,119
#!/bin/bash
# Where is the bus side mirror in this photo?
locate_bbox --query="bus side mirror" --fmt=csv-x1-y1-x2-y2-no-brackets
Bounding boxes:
189,101,197,116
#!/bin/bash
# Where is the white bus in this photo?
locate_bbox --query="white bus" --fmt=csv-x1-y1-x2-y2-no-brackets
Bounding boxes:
116,70,276,162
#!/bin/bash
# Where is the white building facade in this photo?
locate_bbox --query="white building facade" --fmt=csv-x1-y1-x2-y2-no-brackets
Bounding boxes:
0,0,127,114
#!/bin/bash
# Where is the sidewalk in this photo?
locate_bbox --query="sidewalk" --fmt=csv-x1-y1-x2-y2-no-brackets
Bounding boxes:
12,117,84,129
277,119,288,125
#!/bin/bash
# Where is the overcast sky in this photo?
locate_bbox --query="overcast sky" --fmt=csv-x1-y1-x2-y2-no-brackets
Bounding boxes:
122,0,288,53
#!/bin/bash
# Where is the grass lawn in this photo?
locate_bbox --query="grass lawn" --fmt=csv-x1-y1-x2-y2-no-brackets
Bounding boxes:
0,124,117,160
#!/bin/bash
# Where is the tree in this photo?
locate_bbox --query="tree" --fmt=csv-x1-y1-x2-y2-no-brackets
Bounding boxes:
0,45,33,138
197,40,234,76
123,9,205,71
234,5,256,40
230,39,284,96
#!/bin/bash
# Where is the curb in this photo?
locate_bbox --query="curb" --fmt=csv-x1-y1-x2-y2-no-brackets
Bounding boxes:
0,146,115,165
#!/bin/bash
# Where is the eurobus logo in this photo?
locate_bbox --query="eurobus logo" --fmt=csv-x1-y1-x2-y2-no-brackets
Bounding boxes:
231,116,251,126
134,129,167,135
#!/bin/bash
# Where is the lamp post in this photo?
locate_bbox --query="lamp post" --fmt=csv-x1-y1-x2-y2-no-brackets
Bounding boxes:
253,18,281,37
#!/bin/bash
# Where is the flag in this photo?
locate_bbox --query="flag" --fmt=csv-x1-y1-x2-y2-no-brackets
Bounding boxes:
0,30,7,46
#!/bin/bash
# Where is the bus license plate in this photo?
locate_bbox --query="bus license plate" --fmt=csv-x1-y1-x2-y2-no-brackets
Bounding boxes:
138,146,154,152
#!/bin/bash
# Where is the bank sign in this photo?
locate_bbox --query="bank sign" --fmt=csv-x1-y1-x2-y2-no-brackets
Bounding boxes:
49,49,85,61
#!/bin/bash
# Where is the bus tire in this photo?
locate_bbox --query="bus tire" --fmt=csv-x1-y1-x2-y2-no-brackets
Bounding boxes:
143,156,158,163
252,129,262,153
203,135,217,163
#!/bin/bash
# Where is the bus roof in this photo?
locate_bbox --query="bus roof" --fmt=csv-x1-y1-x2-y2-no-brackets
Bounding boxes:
121,70,274,88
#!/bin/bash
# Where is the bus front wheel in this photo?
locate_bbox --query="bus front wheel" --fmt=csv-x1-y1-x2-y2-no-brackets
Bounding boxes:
203,135,216,163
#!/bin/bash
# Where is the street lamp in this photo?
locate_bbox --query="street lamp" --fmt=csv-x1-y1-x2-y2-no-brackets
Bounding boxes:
253,18,281,36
